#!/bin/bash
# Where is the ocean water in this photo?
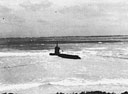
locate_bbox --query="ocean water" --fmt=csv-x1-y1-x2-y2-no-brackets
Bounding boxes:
0,36,128,94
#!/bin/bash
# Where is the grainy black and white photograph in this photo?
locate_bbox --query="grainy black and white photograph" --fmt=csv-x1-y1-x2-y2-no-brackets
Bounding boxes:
0,0,128,94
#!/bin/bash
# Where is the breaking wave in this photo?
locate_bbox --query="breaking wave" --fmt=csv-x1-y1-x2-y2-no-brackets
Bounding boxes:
0,82,42,91
0,51,49,57
50,78,128,86
1,78,128,91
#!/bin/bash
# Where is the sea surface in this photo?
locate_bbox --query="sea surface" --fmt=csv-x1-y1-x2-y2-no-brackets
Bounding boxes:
0,36,128,94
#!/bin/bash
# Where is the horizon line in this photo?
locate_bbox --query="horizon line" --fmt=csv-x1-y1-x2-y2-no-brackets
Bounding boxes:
1,35,128,39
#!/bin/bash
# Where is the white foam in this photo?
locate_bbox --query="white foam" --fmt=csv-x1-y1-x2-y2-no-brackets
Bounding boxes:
0,78,128,91
0,82,42,91
0,51,49,57
50,78,128,86
84,47,107,50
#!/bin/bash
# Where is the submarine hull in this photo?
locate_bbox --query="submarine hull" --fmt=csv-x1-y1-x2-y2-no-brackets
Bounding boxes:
49,53,81,59
49,53,56,55
58,54,81,59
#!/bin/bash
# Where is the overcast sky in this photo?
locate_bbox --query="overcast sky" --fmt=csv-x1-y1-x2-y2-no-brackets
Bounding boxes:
0,0,128,37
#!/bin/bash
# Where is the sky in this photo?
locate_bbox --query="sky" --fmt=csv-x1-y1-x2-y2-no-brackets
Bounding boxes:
0,0,128,37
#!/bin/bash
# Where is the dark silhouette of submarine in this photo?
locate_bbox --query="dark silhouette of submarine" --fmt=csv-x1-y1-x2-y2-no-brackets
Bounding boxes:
49,43,81,59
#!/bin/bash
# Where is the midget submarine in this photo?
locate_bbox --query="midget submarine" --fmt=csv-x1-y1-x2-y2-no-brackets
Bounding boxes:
49,43,81,59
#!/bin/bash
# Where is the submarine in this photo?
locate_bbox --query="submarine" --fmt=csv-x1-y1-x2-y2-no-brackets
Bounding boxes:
49,43,81,59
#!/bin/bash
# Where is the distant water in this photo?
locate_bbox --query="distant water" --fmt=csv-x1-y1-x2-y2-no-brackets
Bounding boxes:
0,35,128,50
0,36,128,93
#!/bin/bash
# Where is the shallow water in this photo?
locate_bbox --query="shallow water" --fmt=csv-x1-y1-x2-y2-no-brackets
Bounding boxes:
0,42,128,93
